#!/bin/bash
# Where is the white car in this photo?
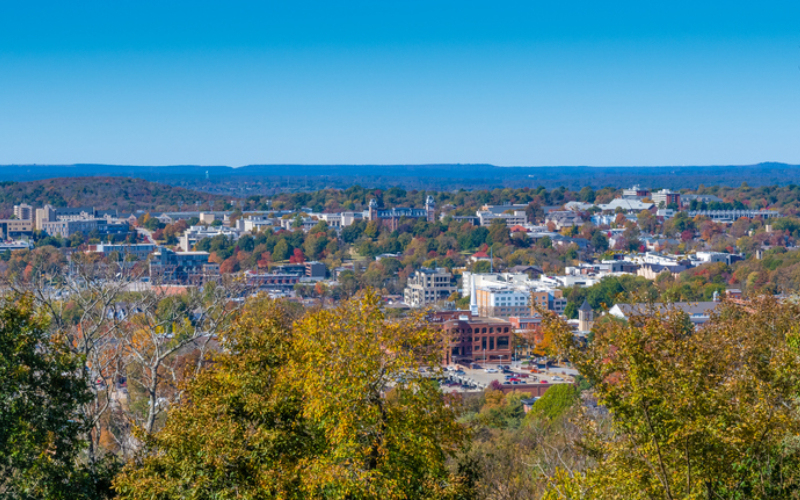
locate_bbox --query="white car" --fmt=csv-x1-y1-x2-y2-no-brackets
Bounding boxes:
484,368,498,373
552,376,564,381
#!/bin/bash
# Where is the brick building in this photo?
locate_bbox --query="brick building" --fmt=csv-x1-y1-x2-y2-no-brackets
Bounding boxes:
441,315,513,365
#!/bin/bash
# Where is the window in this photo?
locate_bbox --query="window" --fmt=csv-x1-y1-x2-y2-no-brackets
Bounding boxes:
489,337,495,350
497,336,509,349
452,347,460,356
482,337,486,350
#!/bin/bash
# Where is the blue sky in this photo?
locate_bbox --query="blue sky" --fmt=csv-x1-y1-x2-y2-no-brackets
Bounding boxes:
1,1,798,166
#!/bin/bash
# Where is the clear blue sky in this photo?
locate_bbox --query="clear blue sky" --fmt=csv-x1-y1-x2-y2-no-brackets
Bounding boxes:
1,1,798,167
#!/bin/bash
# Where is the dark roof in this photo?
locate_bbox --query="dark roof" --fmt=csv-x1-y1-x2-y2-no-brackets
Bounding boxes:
579,299,592,312
509,265,543,274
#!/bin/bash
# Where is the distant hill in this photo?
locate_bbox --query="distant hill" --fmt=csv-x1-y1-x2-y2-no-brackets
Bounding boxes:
0,177,230,217
1,163,799,193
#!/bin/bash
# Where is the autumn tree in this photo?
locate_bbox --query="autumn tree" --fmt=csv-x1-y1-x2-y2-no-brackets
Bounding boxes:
542,296,800,499
114,292,471,499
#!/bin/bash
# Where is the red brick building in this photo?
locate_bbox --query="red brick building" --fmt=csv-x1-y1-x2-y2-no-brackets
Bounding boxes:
441,315,513,365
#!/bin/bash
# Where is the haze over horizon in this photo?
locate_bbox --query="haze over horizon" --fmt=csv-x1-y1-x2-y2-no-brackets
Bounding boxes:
1,1,798,167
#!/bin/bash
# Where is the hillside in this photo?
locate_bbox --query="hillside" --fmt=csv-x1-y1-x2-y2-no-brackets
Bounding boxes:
0,177,231,217
2,163,800,194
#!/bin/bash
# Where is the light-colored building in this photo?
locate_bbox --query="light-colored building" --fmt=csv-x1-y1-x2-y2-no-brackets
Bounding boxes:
198,212,216,225
477,210,528,227
403,267,456,307
13,204,33,221
87,243,157,261
0,219,34,238
651,189,681,208
180,226,241,252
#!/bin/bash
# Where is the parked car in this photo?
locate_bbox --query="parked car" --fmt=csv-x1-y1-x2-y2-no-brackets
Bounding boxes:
517,373,530,378
552,376,564,381
484,368,498,373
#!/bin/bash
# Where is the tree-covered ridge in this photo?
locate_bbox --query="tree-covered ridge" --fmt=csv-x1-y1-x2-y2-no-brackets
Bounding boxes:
0,177,229,217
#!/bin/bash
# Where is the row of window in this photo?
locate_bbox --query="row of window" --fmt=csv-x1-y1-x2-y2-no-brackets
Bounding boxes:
451,336,510,356
448,326,510,334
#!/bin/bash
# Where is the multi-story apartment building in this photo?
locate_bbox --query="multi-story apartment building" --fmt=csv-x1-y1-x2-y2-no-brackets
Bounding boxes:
651,189,681,208
474,286,530,319
403,267,457,307
13,204,33,221
441,314,514,365
463,272,567,317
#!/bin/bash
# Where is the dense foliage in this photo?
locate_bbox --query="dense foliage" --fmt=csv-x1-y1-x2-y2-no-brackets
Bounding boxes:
0,177,228,217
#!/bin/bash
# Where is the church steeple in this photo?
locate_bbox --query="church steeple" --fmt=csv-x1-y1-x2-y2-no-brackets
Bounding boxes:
578,299,593,332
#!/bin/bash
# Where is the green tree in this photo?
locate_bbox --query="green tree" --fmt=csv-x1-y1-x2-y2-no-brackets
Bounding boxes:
0,294,114,499
272,239,289,261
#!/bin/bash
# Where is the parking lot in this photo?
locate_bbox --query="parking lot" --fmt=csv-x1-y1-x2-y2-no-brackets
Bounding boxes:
439,362,575,393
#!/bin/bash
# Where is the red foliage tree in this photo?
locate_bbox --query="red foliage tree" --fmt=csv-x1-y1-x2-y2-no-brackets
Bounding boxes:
289,248,306,264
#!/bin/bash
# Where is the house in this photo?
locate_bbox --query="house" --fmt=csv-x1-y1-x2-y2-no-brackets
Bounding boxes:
545,211,584,230
609,302,721,327
469,251,491,263
508,265,544,278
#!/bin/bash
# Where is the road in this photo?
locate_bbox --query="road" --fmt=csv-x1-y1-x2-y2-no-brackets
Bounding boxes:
137,227,156,244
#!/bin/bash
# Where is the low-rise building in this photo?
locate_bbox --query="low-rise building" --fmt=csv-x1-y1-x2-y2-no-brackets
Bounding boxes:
149,248,218,285
0,219,34,238
87,243,157,261
477,210,528,226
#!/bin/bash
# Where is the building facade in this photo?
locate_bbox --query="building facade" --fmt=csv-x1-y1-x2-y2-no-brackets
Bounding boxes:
149,248,218,284
403,267,457,307
441,315,514,365
367,196,436,231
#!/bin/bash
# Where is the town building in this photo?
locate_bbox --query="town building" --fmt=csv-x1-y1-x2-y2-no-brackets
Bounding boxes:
609,302,721,328
366,196,436,231
244,270,302,291
0,219,34,238
622,185,651,199
441,313,514,365
87,243,157,261
13,204,33,220
651,189,681,208
686,209,781,223
477,210,528,227
403,267,457,307
180,226,241,251
149,248,218,285
39,218,129,239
